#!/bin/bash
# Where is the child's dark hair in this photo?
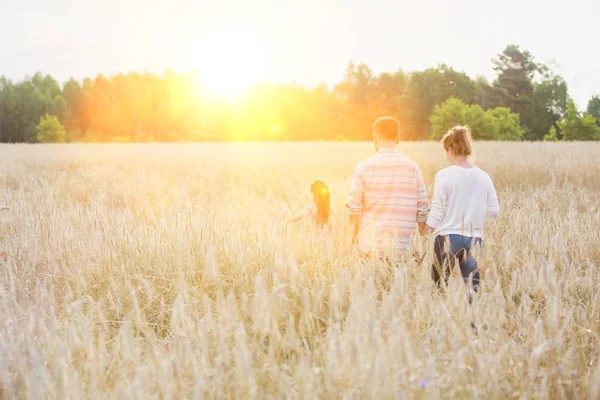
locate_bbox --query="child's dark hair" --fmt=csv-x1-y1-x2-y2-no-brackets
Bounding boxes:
310,179,330,227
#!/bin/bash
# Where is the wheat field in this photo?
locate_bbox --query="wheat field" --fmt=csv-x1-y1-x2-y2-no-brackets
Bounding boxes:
0,142,599,399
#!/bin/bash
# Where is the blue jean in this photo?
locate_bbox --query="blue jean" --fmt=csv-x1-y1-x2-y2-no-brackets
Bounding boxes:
432,235,481,296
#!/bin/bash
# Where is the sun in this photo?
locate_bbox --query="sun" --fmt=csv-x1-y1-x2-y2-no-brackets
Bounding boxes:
193,29,267,98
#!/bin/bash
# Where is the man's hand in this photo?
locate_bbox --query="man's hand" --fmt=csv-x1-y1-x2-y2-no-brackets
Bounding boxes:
349,214,360,245
413,227,429,265
418,222,431,237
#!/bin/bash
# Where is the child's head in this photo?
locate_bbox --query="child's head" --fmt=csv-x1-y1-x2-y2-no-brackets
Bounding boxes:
310,179,331,227
442,125,473,163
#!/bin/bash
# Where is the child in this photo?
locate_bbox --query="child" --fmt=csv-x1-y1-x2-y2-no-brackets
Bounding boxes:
287,179,331,228
426,126,499,297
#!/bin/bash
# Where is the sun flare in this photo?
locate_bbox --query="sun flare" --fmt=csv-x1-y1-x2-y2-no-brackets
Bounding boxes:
193,30,267,98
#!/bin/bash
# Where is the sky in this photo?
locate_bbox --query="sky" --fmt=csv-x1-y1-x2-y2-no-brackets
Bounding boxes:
1,0,599,107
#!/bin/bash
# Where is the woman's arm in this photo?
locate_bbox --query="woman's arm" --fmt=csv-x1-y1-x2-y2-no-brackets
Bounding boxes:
486,178,500,218
425,172,447,232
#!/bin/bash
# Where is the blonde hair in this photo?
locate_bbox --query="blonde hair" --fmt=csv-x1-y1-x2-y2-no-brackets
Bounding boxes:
442,125,473,156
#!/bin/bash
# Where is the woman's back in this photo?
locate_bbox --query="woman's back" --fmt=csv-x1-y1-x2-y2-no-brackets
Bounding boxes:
429,165,499,239
425,125,500,297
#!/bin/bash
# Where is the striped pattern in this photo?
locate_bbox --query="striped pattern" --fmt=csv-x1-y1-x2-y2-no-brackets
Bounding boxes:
347,148,429,256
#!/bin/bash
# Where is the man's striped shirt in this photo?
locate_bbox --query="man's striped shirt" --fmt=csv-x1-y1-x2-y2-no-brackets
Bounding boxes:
347,148,429,256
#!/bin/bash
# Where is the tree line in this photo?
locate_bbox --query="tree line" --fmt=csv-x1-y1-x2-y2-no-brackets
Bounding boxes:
1,44,599,143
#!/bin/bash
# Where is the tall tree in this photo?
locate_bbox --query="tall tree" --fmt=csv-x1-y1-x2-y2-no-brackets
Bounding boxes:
529,72,568,140
474,76,498,110
373,70,408,117
492,45,538,133
333,62,377,139
399,65,475,140
587,95,600,120
0,77,13,142
558,100,600,141
0,73,62,143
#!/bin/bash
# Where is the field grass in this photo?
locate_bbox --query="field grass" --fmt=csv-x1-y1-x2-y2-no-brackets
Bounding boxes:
1,142,599,399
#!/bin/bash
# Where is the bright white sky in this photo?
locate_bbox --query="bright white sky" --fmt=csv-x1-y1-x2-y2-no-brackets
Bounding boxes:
1,0,598,107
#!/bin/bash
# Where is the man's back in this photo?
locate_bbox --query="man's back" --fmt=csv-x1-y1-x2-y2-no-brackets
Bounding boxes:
347,148,429,255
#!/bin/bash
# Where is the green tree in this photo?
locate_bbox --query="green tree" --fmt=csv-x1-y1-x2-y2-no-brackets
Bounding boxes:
429,98,490,140
485,107,525,140
51,95,68,121
557,100,600,141
333,61,377,140
36,114,66,143
429,97,467,139
61,78,85,141
529,73,568,140
474,76,498,110
0,73,63,143
373,70,408,117
492,45,539,132
0,77,14,142
430,97,523,141
543,126,559,141
399,65,475,140
587,95,600,120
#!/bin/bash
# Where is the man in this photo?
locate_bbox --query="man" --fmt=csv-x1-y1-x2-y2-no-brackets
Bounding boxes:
346,117,429,259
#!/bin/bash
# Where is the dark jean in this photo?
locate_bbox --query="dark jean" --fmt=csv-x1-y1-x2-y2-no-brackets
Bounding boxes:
432,234,481,296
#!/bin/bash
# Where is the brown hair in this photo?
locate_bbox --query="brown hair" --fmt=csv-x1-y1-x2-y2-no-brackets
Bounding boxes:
442,125,473,156
373,117,400,141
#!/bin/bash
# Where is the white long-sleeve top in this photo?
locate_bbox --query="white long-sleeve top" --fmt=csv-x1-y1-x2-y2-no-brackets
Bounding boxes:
426,165,499,239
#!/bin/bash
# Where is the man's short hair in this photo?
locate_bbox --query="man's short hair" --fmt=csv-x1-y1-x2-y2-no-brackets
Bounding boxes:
373,117,400,140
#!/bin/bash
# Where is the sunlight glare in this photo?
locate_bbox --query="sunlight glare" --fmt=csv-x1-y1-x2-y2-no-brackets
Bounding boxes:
194,29,267,99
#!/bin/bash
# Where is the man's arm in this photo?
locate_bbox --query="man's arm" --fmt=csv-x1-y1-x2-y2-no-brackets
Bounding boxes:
349,214,360,244
415,166,430,236
346,165,365,244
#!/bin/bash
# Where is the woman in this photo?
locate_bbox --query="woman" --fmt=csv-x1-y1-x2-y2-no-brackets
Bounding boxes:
287,179,331,228
426,126,499,297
